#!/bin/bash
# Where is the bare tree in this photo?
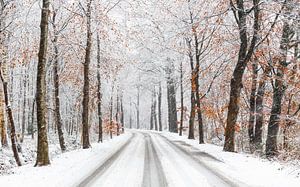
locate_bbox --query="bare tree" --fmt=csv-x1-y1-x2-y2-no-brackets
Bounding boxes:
35,0,51,166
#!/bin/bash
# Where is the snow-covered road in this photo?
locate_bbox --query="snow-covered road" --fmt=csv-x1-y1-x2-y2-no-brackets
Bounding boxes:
79,131,239,187
1,130,299,187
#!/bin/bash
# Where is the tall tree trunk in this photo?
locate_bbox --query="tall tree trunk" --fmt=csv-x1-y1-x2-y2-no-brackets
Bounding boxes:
21,68,27,143
0,84,7,147
116,92,120,136
254,64,271,147
187,38,195,139
266,16,292,157
150,91,154,130
0,66,22,166
248,61,258,147
129,100,132,129
97,34,103,143
283,27,300,150
35,0,50,166
179,61,184,136
136,84,140,129
52,11,66,152
224,0,260,152
166,61,178,133
120,94,124,133
82,0,92,149
193,30,205,144
154,89,158,131
109,82,115,139
0,0,8,148
158,82,162,131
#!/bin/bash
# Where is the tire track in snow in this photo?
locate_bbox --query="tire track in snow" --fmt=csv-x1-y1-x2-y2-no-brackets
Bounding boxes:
154,133,248,187
142,133,168,187
77,133,136,187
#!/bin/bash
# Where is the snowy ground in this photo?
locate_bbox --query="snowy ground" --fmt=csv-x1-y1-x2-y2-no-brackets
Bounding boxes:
160,131,300,187
0,134,131,187
0,130,300,187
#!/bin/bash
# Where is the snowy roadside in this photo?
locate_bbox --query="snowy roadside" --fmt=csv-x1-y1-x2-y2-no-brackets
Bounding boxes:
0,133,131,187
161,132,300,187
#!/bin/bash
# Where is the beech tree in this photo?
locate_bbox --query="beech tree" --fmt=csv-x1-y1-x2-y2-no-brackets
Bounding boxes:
35,0,50,166
266,0,296,157
82,0,92,149
224,0,261,152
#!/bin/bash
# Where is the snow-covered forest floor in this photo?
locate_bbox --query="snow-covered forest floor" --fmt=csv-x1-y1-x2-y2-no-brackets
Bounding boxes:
160,132,300,187
0,133,131,186
1,130,299,187
0,131,109,175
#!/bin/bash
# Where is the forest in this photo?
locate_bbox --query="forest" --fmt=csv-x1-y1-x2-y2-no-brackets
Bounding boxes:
0,0,300,186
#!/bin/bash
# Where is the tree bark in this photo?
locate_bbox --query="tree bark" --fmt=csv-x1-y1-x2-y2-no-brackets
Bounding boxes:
166,61,178,133
224,0,260,152
82,0,92,149
158,82,162,131
153,89,158,131
97,34,103,143
150,94,154,130
248,61,258,147
129,100,132,129
21,68,27,143
187,38,195,139
120,94,124,133
253,64,271,147
35,0,50,166
116,92,120,136
179,61,184,136
194,33,204,144
52,11,66,152
0,84,7,147
109,82,115,139
266,16,292,157
136,83,140,129
0,67,22,166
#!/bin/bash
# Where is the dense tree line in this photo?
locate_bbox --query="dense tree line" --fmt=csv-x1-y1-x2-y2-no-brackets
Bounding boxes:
0,0,299,170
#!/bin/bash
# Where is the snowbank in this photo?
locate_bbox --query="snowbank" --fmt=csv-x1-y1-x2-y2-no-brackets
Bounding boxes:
161,132,300,187
0,133,131,187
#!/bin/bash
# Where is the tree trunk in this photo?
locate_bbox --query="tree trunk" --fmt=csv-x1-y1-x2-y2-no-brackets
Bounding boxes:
97,34,103,143
129,100,132,129
224,0,260,152
0,84,7,147
21,68,27,143
193,29,205,144
52,11,66,152
154,89,158,131
254,64,271,148
109,82,115,139
166,61,178,133
150,89,154,130
116,92,120,136
0,67,22,166
35,0,50,166
187,38,195,139
179,61,184,136
158,82,162,131
266,19,292,157
150,96,154,130
248,61,258,147
120,94,124,133
82,0,92,149
136,84,140,129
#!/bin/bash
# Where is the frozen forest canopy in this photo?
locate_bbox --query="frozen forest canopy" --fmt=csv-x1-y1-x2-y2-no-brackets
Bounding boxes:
0,0,299,176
